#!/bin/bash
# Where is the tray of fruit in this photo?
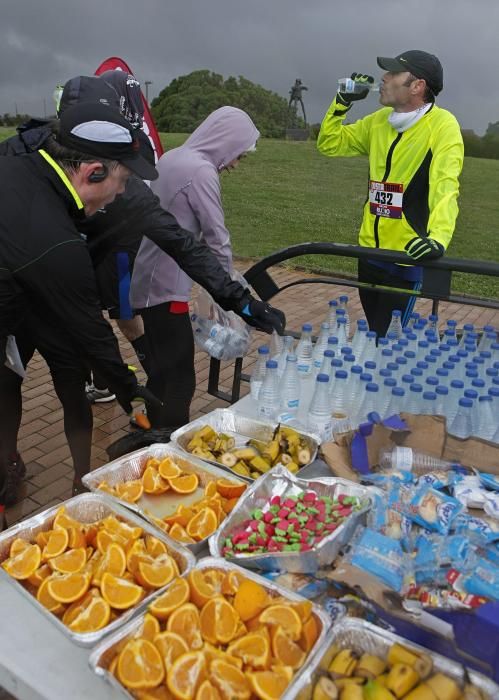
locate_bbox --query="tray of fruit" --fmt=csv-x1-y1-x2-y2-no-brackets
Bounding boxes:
298,616,497,700
170,408,320,480
82,444,249,554
89,556,331,700
209,466,372,574
0,493,195,647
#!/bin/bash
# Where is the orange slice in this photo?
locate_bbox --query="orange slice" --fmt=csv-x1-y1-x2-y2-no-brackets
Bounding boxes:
204,481,218,498
2,544,41,580
145,535,168,558
227,632,271,669
27,563,52,588
36,576,66,614
92,542,127,585
199,597,240,645
166,651,207,700
158,458,182,480
101,573,144,610
271,626,306,669
149,577,190,620
126,538,150,574
168,473,199,494
164,506,196,528
246,666,293,700
202,642,243,670
169,523,196,544
66,594,111,633
142,466,170,495
117,638,165,690
221,570,245,596
35,531,51,548
42,529,69,560
153,631,189,667
196,680,222,700
145,457,161,470
186,507,218,541
9,538,30,557
47,571,91,603
188,569,219,608
259,604,302,641
53,506,84,532
216,479,246,499
100,515,143,541
299,615,319,652
67,527,87,549
233,579,269,622
210,659,251,700
138,613,161,642
290,600,313,622
97,481,116,496
166,603,203,649
136,554,178,589
48,547,87,574
115,479,144,504
222,497,240,514
202,569,225,592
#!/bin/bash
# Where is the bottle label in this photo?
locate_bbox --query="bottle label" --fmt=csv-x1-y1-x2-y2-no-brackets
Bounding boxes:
392,446,413,471
286,399,299,408
369,180,404,219
297,364,310,374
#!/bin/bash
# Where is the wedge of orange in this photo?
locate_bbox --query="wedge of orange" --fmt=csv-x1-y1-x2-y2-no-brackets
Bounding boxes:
49,547,87,574
153,631,189,668
138,613,161,642
233,579,269,622
271,626,306,669
9,538,30,557
67,527,87,549
246,666,293,700
204,481,218,498
2,543,41,580
202,643,243,670
210,659,251,700
126,538,150,575
215,479,246,499
100,516,143,542
168,473,199,494
166,651,207,700
92,542,127,585
115,479,144,504
66,594,111,633
227,632,270,669
259,604,302,641
168,523,196,544
117,638,165,690
164,506,195,528
199,597,240,645
222,497,240,514
101,572,144,610
142,466,170,495
166,603,203,650
53,506,83,532
158,458,182,480
196,680,222,700
27,563,52,588
136,554,177,589
221,570,245,596
186,507,218,541
145,457,161,470
299,614,319,652
35,530,50,548
42,529,69,560
36,576,66,615
149,577,190,620
95,530,128,555
47,571,91,604
188,569,219,608
145,535,168,558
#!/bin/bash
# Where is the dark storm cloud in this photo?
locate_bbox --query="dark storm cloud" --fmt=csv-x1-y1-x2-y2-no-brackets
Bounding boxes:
1,0,497,133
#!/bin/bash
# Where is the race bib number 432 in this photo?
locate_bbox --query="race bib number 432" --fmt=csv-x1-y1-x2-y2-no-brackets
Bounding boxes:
369,180,403,219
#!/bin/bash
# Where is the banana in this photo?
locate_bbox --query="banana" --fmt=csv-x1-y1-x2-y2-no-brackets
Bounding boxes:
220,452,237,468
386,663,420,698
339,685,363,700
328,649,359,678
196,425,217,441
187,436,205,451
262,439,280,463
231,447,259,461
250,456,272,473
356,654,387,680
425,674,462,700
232,462,250,476
334,677,365,690
312,676,339,700
403,685,438,700
362,680,397,700
387,643,433,680
376,675,388,687
297,447,312,465
287,461,299,473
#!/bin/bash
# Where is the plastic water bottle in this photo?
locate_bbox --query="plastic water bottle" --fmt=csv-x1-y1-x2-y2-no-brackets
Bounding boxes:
331,369,349,417
338,77,380,94
359,330,377,365
428,314,440,340
336,317,348,348
378,447,457,475
475,396,497,441
278,354,301,422
421,391,437,415
364,360,377,379
425,376,439,391
346,365,364,410
312,322,330,374
416,340,430,362
385,386,405,417
250,345,269,400
385,310,403,340
326,299,338,329
351,319,368,358
317,349,335,378
459,324,475,349
380,377,397,417
327,335,339,357
270,330,284,361
449,397,473,439
356,383,380,423
296,324,313,378
258,360,280,420
445,319,457,340
407,312,420,329
308,374,333,441
479,328,497,352
403,350,417,372
448,379,465,424
380,348,394,369
435,385,449,417
338,295,350,338
407,383,423,414
275,335,295,378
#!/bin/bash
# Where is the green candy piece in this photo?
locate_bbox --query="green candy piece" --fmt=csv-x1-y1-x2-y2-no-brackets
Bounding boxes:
283,543,302,552
296,503,306,513
225,538,234,548
269,505,280,514
306,507,319,515
248,533,258,544
275,528,287,537
252,509,264,520
288,511,299,520
235,543,250,551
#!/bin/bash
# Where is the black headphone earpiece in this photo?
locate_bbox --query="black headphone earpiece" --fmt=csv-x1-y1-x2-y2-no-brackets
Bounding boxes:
88,165,109,183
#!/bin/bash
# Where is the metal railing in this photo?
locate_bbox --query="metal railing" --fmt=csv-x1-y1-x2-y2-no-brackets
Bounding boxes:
207,243,499,403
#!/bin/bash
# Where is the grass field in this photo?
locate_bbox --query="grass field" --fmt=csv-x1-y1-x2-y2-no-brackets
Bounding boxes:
1,126,498,298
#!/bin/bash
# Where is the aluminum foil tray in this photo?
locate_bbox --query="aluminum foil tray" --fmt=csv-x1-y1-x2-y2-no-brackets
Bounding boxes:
292,617,499,699
209,465,373,574
171,408,320,479
0,493,195,647
82,443,248,554
89,556,331,700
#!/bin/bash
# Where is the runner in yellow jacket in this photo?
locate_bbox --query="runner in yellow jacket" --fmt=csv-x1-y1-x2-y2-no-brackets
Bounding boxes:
317,50,464,336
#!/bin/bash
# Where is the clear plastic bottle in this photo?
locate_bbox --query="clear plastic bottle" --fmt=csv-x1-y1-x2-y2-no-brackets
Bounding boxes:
479,329,497,352
378,446,457,475
327,335,339,357
351,319,368,358
416,340,430,362
403,350,417,372
356,382,380,423
326,299,338,330
459,323,475,349
380,348,394,369
331,369,349,417
258,359,280,420
275,335,295,378
338,77,380,94
476,396,497,441
250,345,270,400
336,317,348,348
312,322,330,374
270,330,284,361
385,386,405,417
435,384,449,417
359,330,377,365
385,310,403,340
447,379,464,423
346,365,364,411
407,312,420,329
421,391,437,415
308,373,333,441
407,383,423,414
445,319,458,340
428,314,440,340
448,397,474,439
296,324,313,379
380,377,397,418
278,354,301,422
338,295,350,338
317,349,335,378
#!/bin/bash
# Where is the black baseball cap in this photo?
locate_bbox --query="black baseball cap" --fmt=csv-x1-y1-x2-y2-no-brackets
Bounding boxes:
377,50,443,95
58,102,158,180
58,76,120,116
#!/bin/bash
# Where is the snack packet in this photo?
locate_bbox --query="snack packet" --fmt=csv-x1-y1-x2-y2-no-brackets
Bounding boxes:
407,485,463,534
348,527,410,593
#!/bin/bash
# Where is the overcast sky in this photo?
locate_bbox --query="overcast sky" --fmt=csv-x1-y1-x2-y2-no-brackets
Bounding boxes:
1,0,497,134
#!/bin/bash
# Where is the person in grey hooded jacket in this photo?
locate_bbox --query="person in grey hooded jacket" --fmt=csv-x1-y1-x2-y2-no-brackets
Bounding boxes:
130,106,260,429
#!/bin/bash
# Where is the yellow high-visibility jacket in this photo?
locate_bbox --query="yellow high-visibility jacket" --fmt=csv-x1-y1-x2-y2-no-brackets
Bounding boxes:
317,98,464,252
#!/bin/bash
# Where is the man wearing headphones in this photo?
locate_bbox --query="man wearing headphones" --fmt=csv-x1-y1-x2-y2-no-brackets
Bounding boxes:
0,101,159,525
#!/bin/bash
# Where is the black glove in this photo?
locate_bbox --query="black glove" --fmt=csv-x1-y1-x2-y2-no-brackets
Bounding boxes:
115,381,163,415
337,73,374,106
238,297,286,335
405,236,444,261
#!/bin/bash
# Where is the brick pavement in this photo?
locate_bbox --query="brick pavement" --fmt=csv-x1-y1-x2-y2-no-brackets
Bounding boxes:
1,263,499,698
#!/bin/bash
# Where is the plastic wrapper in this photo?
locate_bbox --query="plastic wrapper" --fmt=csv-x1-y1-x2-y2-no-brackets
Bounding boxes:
293,617,499,700
0,493,195,646
89,556,331,700
368,489,413,551
453,474,488,509
413,534,475,586
82,443,248,553
452,513,499,545
407,485,463,534
346,527,411,593
484,491,499,520
209,466,372,574
479,471,499,491
447,557,499,600
171,407,319,479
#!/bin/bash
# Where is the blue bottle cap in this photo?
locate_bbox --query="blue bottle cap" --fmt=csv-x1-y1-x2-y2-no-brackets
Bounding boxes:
426,376,439,386
459,397,473,408
366,383,379,392
365,361,377,369
317,373,329,383
327,336,339,345
436,385,448,395
328,299,338,307
384,378,397,388
436,368,449,377
351,365,363,374
339,295,349,303
392,310,402,317
446,319,457,327
366,331,377,339
393,387,405,396
323,350,335,358
423,391,437,400
378,338,389,347
410,383,423,393
258,345,270,354
386,362,399,372
464,389,478,400
360,373,373,382
451,379,464,388
335,370,348,379
402,374,414,384
302,323,312,331
266,360,278,369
